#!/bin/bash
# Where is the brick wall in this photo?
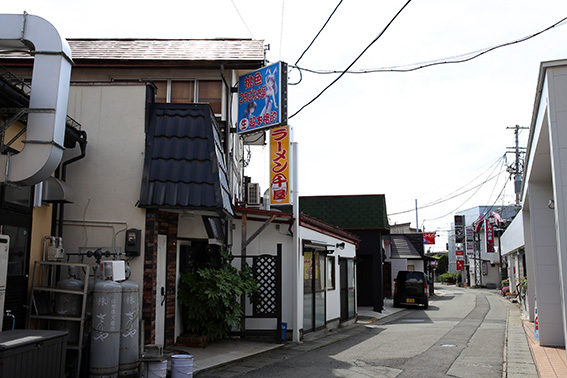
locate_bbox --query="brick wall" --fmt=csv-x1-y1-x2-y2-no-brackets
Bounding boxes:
143,210,178,346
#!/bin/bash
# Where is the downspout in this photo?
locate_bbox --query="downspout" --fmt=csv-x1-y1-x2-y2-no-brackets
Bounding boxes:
57,130,87,238
0,13,73,186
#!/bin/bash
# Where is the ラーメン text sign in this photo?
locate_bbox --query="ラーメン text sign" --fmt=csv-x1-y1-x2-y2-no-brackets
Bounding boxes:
270,126,290,205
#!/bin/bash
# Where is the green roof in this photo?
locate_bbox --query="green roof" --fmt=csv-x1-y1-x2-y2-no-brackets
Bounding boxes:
299,195,389,230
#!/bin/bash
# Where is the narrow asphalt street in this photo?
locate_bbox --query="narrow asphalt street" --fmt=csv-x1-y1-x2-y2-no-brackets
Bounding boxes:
196,286,514,378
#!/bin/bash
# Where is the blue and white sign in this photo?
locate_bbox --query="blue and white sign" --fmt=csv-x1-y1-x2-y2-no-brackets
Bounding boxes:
237,61,287,134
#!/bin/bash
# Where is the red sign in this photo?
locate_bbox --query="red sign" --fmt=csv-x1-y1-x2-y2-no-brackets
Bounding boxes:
456,260,465,270
423,232,436,244
486,219,494,253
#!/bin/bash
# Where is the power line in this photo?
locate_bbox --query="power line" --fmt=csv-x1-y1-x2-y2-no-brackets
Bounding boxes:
288,0,413,119
289,0,344,85
387,167,507,217
422,157,507,222
291,15,567,75
391,155,504,215
231,0,255,39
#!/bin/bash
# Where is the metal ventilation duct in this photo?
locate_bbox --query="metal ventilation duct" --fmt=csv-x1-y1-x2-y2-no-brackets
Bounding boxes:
0,13,73,186
42,176,73,203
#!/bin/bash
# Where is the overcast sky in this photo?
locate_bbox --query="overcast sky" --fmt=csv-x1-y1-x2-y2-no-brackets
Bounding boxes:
5,0,567,251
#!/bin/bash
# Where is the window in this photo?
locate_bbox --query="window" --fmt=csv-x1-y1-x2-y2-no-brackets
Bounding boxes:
327,256,335,290
154,79,222,114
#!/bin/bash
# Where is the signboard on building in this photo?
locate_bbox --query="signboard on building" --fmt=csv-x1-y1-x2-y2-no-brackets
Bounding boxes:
456,244,464,256
269,126,291,205
456,260,465,270
238,61,288,134
423,232,435,244
486,218,495,253
455,215,465,243
466,226,474,256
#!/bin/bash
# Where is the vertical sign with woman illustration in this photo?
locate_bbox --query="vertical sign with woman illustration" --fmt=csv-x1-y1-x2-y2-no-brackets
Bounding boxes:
238,61,287,133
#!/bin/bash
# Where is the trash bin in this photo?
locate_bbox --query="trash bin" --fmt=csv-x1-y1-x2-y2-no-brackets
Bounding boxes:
0,329,68,378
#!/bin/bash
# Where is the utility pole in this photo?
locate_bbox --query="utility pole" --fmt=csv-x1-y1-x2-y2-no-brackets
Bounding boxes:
506,125,528,210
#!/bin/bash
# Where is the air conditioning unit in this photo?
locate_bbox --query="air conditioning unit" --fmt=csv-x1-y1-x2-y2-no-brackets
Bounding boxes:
247,183,261,207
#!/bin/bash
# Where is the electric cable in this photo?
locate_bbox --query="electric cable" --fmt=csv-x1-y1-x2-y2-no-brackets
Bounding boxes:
291,15,567,75
231,0,255,38
422,158,507,221
396,155,505,214
288,0,413,119
387,167,506,217
289,0,345,86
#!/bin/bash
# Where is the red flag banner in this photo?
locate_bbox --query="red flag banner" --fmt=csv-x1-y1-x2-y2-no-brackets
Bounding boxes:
423,232,436,244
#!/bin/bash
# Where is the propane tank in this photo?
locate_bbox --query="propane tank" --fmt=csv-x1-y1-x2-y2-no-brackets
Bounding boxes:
90,263,122,378
53,266,84,345
119,264,139,377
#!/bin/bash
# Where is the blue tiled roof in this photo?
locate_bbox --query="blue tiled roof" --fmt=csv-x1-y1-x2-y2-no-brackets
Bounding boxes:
139,103,233,216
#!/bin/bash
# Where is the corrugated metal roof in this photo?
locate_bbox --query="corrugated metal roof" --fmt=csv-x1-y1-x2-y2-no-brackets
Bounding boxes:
139,103,233,216
390,234,424,259
66,39,265,61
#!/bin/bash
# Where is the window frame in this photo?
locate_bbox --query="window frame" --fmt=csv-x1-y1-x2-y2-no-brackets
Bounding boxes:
154,79,225,118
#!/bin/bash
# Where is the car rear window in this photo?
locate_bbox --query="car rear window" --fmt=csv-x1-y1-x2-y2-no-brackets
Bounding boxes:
405,272,425,283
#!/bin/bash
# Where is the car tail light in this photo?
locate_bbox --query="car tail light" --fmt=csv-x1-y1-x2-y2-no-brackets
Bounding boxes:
424,281,428,295
394,280,398,294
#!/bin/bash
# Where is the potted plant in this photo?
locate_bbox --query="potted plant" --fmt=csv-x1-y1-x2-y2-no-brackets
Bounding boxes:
177,247,257,346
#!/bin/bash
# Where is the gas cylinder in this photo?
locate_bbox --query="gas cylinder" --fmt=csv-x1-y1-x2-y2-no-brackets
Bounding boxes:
89,263,122,378
119,264,139,377
53,266,84,345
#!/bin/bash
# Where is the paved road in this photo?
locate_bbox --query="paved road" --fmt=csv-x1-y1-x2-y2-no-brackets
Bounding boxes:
198,286,507,377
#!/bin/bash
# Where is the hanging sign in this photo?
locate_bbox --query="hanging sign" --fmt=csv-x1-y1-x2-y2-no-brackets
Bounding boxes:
486,219,495,253
456,260,465,270
270,126,290,205
454,215,465,243
238,61,288,134
423,232,436,245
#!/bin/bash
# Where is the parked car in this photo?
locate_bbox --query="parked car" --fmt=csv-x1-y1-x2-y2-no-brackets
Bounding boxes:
393,270,429,309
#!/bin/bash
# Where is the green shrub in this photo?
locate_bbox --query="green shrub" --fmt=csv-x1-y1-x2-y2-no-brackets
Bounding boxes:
440,272,461,283
177,248,258,341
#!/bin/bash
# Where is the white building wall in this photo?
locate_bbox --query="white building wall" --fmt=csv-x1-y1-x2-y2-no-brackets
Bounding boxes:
230,217,357,334
63,84,147,288
522,62,567,347
300,227,356,324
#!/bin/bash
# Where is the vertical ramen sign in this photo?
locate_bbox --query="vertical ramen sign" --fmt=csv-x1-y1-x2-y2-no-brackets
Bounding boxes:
238,62,288,134
270,126,290,205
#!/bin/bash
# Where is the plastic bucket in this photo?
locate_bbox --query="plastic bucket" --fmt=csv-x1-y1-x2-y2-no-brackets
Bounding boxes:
146,360,167,378
171,354,194,378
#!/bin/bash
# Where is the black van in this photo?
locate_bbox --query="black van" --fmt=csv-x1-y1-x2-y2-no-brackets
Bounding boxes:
393,270,429,309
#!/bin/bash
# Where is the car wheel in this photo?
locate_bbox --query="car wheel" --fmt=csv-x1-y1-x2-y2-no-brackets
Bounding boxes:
423,302,429,310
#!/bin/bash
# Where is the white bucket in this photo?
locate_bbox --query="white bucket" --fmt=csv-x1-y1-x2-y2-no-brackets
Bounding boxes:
146,360,167,378
171,354,194,378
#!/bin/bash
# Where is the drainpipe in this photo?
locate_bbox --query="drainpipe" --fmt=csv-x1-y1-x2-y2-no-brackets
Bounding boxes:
56,130,87,238
0,13,73,186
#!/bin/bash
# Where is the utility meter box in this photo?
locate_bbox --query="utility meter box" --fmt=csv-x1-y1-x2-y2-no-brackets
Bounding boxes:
125,228,141,257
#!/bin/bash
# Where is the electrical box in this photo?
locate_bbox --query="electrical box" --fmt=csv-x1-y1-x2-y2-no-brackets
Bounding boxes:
125,228,141,257
101,260,126,281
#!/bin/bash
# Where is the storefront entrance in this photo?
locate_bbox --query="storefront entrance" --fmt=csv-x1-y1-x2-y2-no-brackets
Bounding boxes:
303,248,326,333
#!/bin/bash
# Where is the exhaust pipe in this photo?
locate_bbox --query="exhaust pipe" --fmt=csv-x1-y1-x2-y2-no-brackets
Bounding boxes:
0,13,72,185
